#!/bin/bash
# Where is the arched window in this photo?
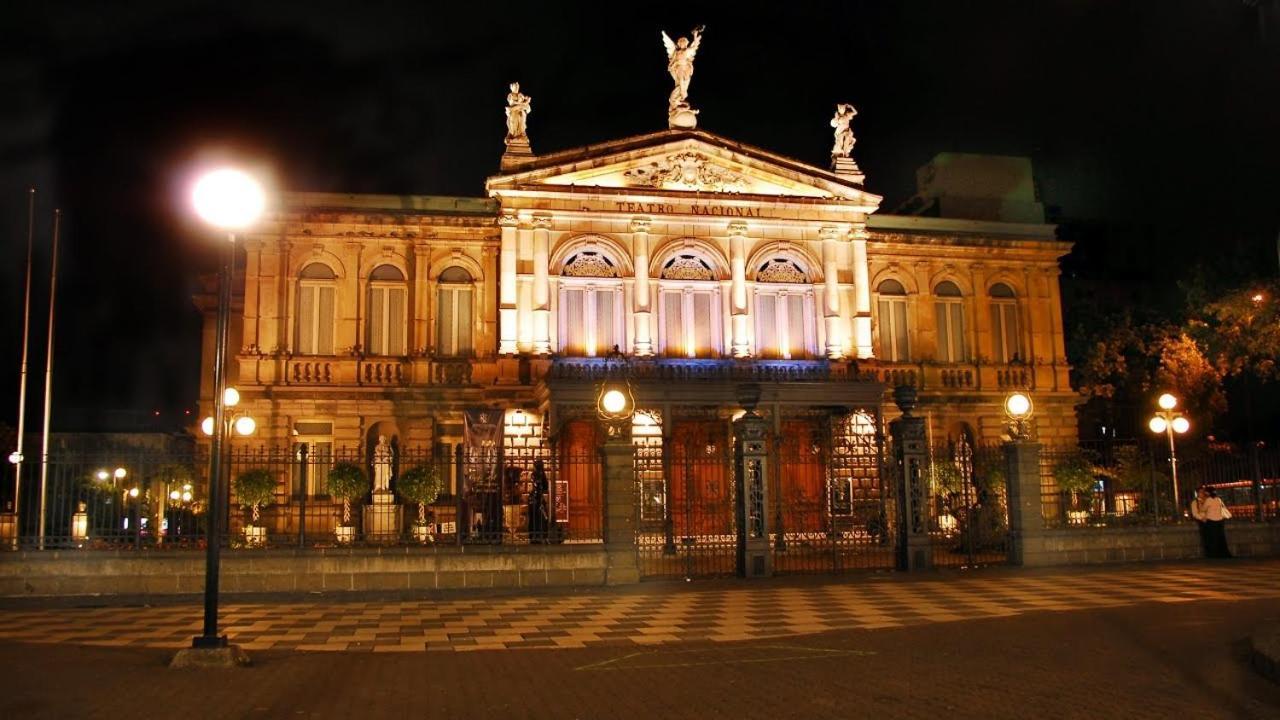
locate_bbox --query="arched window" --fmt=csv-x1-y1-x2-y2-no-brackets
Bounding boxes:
754,258,815,359
436,266,473,357
659,253,721,357
297,263,336,355
366,264,406,356
875,279,909,362
559,251,623,356
989,283,1021,363
934,281,966,363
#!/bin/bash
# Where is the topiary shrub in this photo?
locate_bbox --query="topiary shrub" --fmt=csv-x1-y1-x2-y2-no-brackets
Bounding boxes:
232,468,276,523
327,462,369,526
398,464,444,526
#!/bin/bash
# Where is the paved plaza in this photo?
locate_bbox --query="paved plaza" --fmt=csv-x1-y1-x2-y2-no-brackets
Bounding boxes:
1,560,1278,718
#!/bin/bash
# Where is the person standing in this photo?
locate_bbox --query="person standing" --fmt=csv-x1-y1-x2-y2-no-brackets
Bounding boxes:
1190,486,1233,559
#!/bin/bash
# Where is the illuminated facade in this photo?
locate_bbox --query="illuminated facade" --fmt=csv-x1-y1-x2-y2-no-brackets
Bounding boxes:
196,126,1075,543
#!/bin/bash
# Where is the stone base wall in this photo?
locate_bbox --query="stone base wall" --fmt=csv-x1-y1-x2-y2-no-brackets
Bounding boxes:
1020,522,1280,567
0,545,612,598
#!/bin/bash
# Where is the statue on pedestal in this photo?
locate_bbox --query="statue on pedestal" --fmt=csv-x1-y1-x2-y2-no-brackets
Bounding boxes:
504,82,531,145
831,103,857,159
372,435,394,497
662,26,705,128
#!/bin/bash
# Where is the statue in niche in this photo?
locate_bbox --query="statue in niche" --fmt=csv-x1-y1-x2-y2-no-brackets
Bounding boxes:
372,435,394,494
662,26,705,127
831,103,858,159
505,82,531,144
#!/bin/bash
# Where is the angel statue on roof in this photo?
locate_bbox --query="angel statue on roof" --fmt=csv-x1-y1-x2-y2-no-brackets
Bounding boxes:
662,25,705,122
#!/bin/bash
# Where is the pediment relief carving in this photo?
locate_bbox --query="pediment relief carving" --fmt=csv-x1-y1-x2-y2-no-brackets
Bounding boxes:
622,152,748,192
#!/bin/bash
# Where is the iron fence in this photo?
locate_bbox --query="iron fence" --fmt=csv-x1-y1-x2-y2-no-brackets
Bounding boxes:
927,441,1009,567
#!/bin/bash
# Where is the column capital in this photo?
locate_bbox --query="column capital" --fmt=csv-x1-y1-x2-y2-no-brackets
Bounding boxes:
727,220,749,237
851,221,869,240
498,211,519,227
818,225,842,242
630,217,652,233
532,214,553,230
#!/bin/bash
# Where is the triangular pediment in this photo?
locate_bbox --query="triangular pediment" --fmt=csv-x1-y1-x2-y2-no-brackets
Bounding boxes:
486,129,881,208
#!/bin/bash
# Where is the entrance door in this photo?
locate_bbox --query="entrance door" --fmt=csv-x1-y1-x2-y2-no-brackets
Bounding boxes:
559,420,603,541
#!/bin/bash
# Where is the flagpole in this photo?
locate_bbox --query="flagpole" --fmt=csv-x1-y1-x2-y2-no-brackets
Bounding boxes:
10,189,35,536
37,209,60,547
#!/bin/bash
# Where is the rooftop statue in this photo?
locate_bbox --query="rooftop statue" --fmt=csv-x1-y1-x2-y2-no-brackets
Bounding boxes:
662,25,705,128
505,82,532,144
831,103,857,159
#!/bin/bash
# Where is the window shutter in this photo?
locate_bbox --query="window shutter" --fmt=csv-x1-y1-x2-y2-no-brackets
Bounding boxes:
318,286,335,355
563,288,585,354
388,288,405,356
437,288,455,356
692,292,713,356
950,303,965,361
369,287,385,355
299,286,315,354
757,293,777,358
456,288,472,356
892,300,908,361
786,296,806,358
663,292,683,357
595,290,614,355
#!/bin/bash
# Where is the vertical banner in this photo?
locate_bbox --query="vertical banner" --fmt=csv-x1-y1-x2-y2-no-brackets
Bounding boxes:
464,408,504,536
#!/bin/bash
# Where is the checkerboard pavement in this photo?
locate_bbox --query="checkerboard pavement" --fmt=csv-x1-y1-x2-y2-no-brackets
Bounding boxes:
0,561,1275,654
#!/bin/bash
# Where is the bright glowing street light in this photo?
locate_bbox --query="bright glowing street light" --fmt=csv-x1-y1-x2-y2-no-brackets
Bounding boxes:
192,168,266,230
1004,391,1034,440
1148,393,1190,514
223,387,240,407
189,166,266,654
113,467,127,480
233,416,256,436
601,389,628,415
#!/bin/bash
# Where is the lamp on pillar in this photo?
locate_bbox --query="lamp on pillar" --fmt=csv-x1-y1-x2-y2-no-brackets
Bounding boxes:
733,383,771,578
1148,393,1189,514
1004,391,1034,441
595,346,640,585
596,346,635,438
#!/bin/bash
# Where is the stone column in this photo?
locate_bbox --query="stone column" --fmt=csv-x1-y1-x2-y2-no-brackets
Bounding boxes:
729,221,750,358
819,226,843,359
532,215,552,355
601,434,640,585
734,404,772,578
631,218,653,356
498,211,519,355
889,384,932,570
1005,440,1047,566
851,222,873,359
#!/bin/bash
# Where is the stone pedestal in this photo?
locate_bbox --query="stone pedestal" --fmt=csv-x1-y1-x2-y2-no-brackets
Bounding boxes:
501,138,534,170
831,156,864,183
601,437,640,585
363,491,402,544
890,385,932,571
1005,440,1046,566
734,410,772,578
668,104,699,129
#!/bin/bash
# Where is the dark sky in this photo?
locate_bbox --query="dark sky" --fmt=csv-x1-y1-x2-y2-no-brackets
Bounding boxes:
2,0,1279,432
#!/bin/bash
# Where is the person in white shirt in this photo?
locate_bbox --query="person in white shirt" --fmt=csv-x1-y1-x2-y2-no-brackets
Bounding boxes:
1190,486,1232,558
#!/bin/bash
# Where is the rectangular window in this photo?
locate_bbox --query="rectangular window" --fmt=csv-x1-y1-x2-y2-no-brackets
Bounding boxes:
558,285,621,356
935,300,966,363
877,297,909,361
293,421,334,498
663,292,684,358
660,287,720,357
595,289,614,355
297,284,335,355
991,302,1021,362
755,291,813,360
756,294,778,358
437,286,473,357
368,286,406,356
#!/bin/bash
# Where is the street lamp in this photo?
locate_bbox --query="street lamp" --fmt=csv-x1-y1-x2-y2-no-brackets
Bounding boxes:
1004,391,1034,440
595,347,635,437
189,166,264,652
1148,393,1189,514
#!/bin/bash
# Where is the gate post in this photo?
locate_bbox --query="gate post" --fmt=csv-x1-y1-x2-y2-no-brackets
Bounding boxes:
1005,440,1046,566
734,406,772,578
889,385,932,570
600,435,640,585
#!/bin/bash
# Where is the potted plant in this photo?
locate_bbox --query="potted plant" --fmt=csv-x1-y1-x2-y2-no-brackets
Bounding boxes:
397,463,444,543
327,461,369,544
232,468,276,547
1053,452,1098,525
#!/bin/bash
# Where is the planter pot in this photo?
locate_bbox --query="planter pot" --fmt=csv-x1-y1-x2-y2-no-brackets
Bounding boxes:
335,525,356,545
243,525,267,547
412,524,433,544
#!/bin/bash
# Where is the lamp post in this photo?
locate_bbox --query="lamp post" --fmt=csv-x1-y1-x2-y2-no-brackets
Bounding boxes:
1004,391,1034,441
189,168,264,651
1148,393,1190,516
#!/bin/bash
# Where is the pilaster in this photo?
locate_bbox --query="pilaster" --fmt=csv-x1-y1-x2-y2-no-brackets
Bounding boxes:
531,215,552,355
631,218,653,356
601,436,639,585
851,222,872,358
498,211,519,355
728,221,750,358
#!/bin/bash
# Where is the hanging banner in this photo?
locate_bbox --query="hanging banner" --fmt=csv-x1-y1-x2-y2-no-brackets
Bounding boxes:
464,407,503,494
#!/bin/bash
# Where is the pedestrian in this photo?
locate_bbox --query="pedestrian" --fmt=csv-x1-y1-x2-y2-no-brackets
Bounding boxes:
1190,485,1232,559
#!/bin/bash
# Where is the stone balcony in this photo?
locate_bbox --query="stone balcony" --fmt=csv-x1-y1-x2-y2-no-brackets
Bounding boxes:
235,354,494,388
857,359,1068,394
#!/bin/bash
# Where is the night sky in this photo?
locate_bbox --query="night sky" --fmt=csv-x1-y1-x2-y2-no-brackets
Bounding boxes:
2,0,1279,433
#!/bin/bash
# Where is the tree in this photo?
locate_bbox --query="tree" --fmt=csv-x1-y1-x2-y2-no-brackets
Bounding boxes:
1193,280,1280,384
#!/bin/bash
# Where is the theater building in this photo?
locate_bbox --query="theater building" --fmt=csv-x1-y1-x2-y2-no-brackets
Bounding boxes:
196,93,1074,569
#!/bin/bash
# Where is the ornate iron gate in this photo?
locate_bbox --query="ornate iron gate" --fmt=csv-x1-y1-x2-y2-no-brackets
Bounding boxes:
929,437,1009,567
637,420,737,579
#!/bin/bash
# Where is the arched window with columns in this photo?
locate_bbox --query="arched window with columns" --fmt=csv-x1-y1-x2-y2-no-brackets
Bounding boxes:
875,278,910,362
558,250,624,356
933,280,966,363
753,257,816,359
989,282,1022,363
436,266,474,357
296,262,337,355
366,264,406,356
657,252,722,357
